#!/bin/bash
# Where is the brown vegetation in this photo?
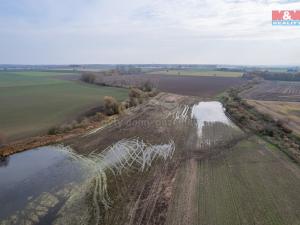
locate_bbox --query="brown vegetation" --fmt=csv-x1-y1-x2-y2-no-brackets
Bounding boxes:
128,87,157,107
247,100,300,136
48,112,107,135
104,96,122,116
81,72,96,83
221,85,300,163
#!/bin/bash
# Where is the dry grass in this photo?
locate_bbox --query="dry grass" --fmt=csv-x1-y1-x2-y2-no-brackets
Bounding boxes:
247,100,300,136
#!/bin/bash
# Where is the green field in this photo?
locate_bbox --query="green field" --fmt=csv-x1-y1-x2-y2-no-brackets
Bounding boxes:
0,71,128,141
147,69,243,77
167,137,300,225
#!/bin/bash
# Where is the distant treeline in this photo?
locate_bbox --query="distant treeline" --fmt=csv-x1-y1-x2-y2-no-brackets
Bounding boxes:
243,71,300,81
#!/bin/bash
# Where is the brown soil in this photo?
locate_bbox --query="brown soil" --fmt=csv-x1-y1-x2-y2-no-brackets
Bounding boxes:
95,74,245,97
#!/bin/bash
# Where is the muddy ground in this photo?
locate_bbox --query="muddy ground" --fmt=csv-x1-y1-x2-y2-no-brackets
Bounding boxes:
59,93,244,225
54,93,196,225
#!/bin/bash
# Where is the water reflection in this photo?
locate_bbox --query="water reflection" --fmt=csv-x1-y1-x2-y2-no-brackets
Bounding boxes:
191,101,232,136
0,146,84,222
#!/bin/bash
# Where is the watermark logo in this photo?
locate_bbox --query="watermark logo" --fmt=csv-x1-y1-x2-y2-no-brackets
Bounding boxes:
272,10,300,26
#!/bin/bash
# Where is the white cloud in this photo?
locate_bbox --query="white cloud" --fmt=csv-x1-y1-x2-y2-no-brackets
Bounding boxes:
0,0,300,64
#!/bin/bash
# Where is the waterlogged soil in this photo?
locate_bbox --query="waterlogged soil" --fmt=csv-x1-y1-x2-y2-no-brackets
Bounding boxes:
0,93,199,225
1,92,299,225
63,93,242,225
0,146,85,225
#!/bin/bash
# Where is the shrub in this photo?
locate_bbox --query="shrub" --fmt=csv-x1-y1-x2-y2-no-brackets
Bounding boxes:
129,88,143,98
141,80,153,92
122,101,130,109
129,97,139,107
81,73,96,83
104,96,121,115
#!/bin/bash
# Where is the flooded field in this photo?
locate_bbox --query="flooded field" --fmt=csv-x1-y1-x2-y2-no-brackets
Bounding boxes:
2,93,298,225
0,97,239,225
0,146,85,225
191,101,243,150
0,137,175,225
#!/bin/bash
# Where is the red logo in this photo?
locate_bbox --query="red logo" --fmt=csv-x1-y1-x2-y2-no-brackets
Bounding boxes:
272,10,300,20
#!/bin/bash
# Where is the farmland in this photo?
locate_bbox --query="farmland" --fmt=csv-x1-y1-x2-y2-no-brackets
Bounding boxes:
0,71,128,141
1,70,300,225
240,80,300,102
66,92,300,225
96,74,245,97
146,69,243,77
167,137,300,225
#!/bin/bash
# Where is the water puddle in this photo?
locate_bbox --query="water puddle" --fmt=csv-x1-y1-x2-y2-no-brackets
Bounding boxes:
0,146,85,224
191,101,243,149
191,101,232,135
0,139,175,225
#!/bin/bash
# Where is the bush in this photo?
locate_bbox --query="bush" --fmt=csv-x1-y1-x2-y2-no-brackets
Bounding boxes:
104,96,122,115
129,97,139,107
81,73,96,83
141,80,153,92
129,88,143,98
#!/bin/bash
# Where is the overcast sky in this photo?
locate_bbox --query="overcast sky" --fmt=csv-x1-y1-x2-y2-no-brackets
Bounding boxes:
0,0,300,65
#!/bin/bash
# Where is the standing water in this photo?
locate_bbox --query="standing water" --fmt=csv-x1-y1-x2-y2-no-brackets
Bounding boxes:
0,146,85,224
0,139,175,225
191,101,232,136
191,101,242,149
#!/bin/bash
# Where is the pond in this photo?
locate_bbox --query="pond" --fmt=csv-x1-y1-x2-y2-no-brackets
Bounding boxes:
0,138,175,225
0,146,85,224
